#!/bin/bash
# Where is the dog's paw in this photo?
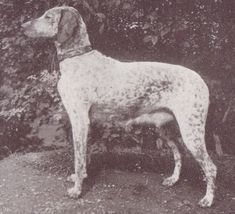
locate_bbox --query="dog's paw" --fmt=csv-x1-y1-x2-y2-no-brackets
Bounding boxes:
162,176,178,187
198,195,213,207
67,174,76,183
67,186,82,199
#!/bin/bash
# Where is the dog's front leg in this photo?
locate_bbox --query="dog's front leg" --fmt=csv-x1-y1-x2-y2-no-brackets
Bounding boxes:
66,106,90,198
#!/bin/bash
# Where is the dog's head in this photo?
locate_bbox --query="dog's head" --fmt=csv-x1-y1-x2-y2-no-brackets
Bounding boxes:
22,6,90,46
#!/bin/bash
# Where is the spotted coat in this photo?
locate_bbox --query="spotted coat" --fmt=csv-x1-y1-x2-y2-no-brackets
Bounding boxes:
22,6,217,208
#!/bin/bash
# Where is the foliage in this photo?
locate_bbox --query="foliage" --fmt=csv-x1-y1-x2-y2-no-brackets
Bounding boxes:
0,0,234,157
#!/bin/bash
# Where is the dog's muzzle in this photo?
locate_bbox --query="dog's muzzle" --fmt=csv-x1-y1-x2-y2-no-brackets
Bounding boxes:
21,21,37,37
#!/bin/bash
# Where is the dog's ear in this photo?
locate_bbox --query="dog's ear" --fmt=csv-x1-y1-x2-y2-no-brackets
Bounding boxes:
57,10,79,44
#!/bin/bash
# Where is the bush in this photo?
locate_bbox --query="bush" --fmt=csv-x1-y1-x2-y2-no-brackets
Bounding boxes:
0,0,234,157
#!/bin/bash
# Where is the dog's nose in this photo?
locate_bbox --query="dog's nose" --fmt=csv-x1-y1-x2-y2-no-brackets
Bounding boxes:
21,22,29,29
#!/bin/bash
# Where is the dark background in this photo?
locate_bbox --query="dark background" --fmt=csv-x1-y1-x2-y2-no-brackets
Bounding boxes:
0,0,235,158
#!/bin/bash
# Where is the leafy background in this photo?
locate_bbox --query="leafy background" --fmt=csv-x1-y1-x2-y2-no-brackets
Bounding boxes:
0,0,235,159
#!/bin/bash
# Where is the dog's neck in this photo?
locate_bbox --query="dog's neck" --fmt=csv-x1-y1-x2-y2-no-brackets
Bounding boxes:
55,26,92,62
55,43,93,62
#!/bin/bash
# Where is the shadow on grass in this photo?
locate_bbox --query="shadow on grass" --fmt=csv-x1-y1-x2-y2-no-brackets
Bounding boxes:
27,146,235,195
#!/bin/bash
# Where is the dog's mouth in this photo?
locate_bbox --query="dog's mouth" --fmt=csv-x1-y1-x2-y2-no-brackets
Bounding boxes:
21,21,42,38
21,21,34,37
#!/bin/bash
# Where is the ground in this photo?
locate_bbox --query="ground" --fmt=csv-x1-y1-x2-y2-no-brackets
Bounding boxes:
0,146,235,214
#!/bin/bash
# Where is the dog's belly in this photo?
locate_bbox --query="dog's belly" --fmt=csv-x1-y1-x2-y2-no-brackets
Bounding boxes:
90,103,139,123
90,99,140,122
89,78,176,128
89,101,174,129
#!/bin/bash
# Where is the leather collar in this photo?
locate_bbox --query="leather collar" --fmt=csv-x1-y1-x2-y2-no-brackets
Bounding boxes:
57,45,93,62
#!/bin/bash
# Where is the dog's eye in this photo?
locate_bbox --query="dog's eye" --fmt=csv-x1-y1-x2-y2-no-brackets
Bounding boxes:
45,14,52,19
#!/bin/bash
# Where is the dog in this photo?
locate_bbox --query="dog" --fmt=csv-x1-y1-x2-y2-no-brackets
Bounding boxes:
22,6,217,207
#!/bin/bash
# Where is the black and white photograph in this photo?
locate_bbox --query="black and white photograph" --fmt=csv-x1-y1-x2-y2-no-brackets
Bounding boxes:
0,0,234,213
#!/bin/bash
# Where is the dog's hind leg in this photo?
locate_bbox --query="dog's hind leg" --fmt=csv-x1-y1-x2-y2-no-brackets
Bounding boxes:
173,109,217,207
162,139,182,187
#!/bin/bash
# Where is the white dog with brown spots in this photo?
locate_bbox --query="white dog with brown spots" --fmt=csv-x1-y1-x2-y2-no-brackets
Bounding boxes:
22,6,217,207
